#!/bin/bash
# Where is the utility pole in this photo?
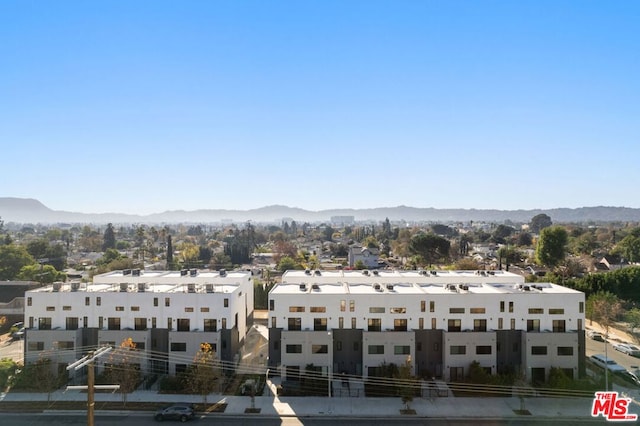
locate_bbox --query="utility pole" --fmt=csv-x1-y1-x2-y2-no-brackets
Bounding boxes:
67,346,119,426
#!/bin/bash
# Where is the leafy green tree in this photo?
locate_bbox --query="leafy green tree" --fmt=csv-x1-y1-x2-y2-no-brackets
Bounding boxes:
18,264,66,283
186,343,219,403
408,233,450,268
0,244,36,280
26,239,67,271
102,223,116,251
516,232,533,247
529,214,552,234
166,235,174,269
277,256,299,273
535,226,568,268
624,308,640,343
615,230,640,263
587,292,621,334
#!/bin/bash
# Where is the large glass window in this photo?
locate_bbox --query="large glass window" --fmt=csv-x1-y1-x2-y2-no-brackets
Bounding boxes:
448,319,461,332
394,318,407,331
134,317,147,331
288,317,302,331
204,319,217,332
177,318,190,332
313,318,327,331
527,319,540,332
107,317,121,330
473,319,487,332
553,320,566,332
450,345,466,355
286,344,302,354
66,317,79,330
368,318,382,332
368,345,384,354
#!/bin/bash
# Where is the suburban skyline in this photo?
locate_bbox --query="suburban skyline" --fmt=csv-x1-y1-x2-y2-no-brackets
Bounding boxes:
2,1,639,215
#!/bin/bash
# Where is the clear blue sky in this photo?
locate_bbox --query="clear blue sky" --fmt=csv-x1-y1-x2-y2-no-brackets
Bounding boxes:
2,1,639,215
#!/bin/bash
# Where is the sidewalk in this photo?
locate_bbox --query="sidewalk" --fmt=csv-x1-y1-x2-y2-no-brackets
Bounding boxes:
0,386,620,421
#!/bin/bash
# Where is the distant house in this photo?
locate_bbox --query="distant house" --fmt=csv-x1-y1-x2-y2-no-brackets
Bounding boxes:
348,245,380,269
596,255,629,271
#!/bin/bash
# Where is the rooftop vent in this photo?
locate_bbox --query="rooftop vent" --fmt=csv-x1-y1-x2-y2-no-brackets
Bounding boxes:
123,269,132,275
430,270,437,276
523,285,531,291
205,284,214,293
447,284,457,292
299,284,307,291
180,269,188,276
132,269,140,277
314,270,321,276
386,284,394,291
190,269,198,277
305,269,312,275
120,283,128,292
187,283,196,293
219,269,227,277
137,283,146,292
374,283,382,291
373,270,379,276
487,271,495,275
311,284,320,291
362,270,369,276
459,284,469,291
71,282,80,292
52,282,61,292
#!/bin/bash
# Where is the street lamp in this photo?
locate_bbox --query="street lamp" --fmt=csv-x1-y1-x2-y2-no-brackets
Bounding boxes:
327,331,332,399
604,332,609,391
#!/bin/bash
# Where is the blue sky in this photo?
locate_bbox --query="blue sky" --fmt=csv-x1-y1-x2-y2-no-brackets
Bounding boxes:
2,1,639,215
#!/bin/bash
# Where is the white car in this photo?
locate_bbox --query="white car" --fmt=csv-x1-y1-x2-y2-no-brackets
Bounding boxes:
590,354,627,373
614,343,640,357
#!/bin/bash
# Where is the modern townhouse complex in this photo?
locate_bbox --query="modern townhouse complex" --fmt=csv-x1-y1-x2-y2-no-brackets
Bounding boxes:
24,269,253,376
268,269,585,385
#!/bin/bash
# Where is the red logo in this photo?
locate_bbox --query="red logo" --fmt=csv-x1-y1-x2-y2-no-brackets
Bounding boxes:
592,391,638,421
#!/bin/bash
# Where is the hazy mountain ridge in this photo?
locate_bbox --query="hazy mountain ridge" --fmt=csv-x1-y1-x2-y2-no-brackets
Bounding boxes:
1,197,640,224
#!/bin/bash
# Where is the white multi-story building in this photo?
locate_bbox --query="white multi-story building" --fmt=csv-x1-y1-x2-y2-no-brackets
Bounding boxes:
268,269,585,385
24,269,254,376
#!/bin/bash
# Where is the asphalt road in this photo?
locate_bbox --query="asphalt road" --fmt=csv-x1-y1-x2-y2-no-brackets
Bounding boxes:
586,335,640,372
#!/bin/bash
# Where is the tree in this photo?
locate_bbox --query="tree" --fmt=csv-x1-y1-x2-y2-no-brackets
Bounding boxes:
277,256,299,273
18,264,66,283
107,338,141,406
616,232,640,263
529,214,552,234
186,342,219,403
587,292,622,333
166,235,174,269
408,233,450,268
535,226,568,268
0,244,36,280
624,308,640,343
102,223,116,251
395,357,417,412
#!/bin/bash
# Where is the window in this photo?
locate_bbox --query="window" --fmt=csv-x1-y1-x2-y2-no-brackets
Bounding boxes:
312,344,328,354
108,317,121,330
431,318,436,330
500,301,505,312
498,318,503,330
98,316,103,329
508,301,513,313
269,300,274,311
39,317,52,330
579,301,584,313
549,308,564,315
417,342,422,351
85,297,90,306
369,307,385,313
46,306,55,311
476,346,492,355
390,307,406,314
177,318,190,331
394,318,408,331
131,306,140,311
338,317,344,329
204,319,217,332
271,317,277,328
578,318,583,330
419,318,424,329
201,307,209,312
473,319,487,332
221,318,227,329
97,297,101,306
27,297,32,306
63,305,71,311
368,318,382,331
449,307,465,314
286,344,302,354
430,301,435,312
66,317,79,330
153,297,158,307
528,308,544,314
165,297,170,307
152,317,156,328
450,345,466,355
368,345,384,354
184,307,194,313
394,345,410,355
167,317,172,330
83,316,88,328
289,306,305,312
510,318,516,330
58,341,74,350
311,306,327,313
340,300,346,312
288,317,301,331
171,342,187,352
224,298,229,308
314,318,327,331
135,342,145,350
115,306,124,311
558,346,574,356
134,317,147,331
28,341,44,351
450,367,464,381
531,346,547,355
448,319,461,332
552,320,566,332
470,308,486,314
527,319,540,332
421,300,426,312
351,317,357,329
350,300,355,312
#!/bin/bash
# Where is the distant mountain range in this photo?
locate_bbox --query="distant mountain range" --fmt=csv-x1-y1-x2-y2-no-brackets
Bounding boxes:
1,197,640,225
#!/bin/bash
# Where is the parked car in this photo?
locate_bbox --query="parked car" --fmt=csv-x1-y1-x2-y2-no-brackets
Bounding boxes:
587,331,605,342
154,405,195,422
613,343,640,357
590,354,627,373
11,327,25,341
615,370,640,387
